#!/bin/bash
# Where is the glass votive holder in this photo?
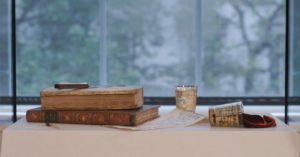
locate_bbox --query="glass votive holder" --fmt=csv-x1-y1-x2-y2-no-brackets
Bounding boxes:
176,85,197,112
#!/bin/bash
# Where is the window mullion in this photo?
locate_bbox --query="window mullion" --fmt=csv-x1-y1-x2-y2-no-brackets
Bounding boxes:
195,0,203,93
99,0,108,86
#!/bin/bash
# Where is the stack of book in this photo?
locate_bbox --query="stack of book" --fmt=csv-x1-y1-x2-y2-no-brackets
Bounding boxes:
26,85,159,126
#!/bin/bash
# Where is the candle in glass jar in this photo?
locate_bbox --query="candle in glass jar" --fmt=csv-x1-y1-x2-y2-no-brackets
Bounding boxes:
176,85,197,112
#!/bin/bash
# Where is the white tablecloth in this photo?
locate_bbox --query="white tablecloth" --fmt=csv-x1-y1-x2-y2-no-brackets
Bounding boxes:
1,117,298,157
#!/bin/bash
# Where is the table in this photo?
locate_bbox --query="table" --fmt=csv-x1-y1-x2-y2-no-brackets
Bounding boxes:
1,117,298,157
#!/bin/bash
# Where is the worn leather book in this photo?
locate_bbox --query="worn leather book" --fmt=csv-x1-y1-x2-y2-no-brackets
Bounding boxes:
41,86,143,110
26,105,159,126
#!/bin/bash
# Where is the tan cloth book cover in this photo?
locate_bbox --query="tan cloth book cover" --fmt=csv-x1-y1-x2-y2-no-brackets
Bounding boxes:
41,86,143,110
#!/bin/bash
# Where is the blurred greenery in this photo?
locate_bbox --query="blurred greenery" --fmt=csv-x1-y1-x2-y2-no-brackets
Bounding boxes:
172,0,286,96
15,0,288,96
293,0,300,96
0,0,10,96
17,0,100,95
107,0,164,85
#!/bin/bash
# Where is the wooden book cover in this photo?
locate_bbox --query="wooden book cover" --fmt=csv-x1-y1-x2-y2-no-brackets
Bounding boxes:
26,105,159,126
41,86,143,110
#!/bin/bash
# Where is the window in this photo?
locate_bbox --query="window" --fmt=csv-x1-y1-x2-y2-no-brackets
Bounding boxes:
2,0,298,122
16,0,286,97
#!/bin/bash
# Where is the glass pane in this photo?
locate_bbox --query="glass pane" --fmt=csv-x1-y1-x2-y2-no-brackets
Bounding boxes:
107,0,197,96
0,0,12,121
289,0,300,124
108,0,285,96
16,0,286,97
291,0,300,97
16,0,101,96
202,0,285,96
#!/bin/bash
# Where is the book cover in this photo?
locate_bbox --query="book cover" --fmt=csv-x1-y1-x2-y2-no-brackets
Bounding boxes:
40,86,143,110
26,105,159,126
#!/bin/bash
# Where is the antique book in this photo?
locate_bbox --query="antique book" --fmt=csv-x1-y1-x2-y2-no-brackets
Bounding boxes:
41,86,143,110
209,102,244,127
26,105,159,126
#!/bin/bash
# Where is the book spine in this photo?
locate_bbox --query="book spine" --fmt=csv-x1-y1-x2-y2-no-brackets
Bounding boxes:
26,110,134,126
135,108,158,126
